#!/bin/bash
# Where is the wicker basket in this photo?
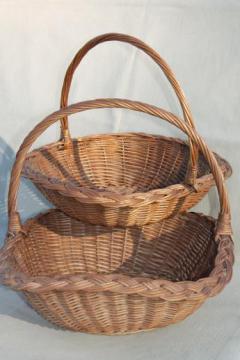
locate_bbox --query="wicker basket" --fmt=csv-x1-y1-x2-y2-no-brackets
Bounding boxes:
22,33,232,227
0,99,233,334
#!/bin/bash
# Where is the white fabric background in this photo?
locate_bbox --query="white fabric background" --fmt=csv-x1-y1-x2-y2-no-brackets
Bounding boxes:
0,1,239,359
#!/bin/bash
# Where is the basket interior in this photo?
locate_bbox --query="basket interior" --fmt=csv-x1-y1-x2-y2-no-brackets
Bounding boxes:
14,210,217,282
25,134,212,194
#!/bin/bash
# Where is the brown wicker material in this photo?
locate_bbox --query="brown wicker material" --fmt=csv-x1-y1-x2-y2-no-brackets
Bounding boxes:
0,99,234,334
21,34,231,227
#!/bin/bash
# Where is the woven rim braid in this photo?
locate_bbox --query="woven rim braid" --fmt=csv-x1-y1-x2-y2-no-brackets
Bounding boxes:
0,98,234,333
21,34,232,227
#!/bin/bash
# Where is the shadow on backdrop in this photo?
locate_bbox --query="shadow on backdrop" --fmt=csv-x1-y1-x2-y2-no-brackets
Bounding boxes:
0,136,55,329
0,136,51,246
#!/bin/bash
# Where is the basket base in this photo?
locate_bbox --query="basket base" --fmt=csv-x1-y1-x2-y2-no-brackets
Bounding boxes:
23,292,205,335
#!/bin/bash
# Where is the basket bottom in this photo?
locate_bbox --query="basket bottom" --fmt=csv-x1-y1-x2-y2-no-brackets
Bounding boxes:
23,291,205,334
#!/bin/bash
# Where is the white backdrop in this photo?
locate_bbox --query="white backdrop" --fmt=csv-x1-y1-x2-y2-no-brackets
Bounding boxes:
0,1,240,359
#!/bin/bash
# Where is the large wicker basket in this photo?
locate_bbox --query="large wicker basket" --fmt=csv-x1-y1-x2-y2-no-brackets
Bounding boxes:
22,33,232,227
0,99,233,334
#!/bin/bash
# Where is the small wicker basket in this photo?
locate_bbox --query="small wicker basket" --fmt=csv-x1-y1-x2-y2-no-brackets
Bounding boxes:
22,33,232,227
0,99,233,334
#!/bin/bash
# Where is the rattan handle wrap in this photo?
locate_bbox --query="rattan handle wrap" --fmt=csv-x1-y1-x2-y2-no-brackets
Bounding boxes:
60,33,198,186
8,99,231,239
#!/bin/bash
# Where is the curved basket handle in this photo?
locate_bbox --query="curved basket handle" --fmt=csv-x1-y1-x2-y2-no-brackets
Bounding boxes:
60,33,198,186
8,99,231,240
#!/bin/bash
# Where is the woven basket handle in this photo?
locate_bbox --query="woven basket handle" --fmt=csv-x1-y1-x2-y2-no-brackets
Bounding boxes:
8,99,231,240
60,33,198,186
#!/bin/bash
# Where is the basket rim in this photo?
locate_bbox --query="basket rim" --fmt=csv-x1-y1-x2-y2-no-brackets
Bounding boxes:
0,209,234,301
22,132,232,207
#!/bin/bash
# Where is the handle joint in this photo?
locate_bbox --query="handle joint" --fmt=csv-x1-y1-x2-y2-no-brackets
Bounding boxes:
185,165,199,191
61,127,72,149
7,212,21,237
215,212,232,241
